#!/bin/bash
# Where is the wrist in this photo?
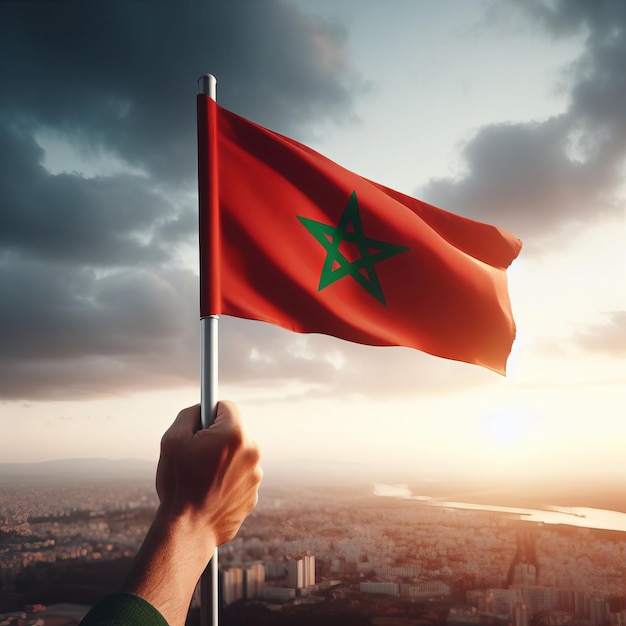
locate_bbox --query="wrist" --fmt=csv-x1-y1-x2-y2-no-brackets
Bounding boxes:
152,505,218,563
122,508,217,626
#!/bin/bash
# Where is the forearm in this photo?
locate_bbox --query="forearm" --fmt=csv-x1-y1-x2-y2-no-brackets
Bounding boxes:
81,402,260,626
122,508,217,626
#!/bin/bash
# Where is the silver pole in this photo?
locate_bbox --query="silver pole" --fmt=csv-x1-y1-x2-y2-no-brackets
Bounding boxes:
198,73,219,626
199,73,218,430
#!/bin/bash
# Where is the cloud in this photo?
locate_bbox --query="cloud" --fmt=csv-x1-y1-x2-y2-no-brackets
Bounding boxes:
0,0,359,184
574,311,626,357
421,116,616,239
218,318,495,401
0,259,200,399
421,0,626,247
0,125,175,267
0,0,363,401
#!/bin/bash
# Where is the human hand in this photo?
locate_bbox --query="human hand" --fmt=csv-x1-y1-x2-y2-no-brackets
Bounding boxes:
156,401,262,547
116,402,261,626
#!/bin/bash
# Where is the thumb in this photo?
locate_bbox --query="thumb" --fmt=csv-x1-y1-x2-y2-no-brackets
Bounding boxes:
194,400,244,445
210,400,243,433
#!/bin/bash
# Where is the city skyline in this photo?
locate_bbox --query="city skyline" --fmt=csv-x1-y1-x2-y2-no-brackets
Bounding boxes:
0,1,624,484
2,478,625,623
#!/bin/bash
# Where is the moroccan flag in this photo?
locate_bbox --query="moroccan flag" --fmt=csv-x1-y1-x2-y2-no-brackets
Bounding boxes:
197,95,522,374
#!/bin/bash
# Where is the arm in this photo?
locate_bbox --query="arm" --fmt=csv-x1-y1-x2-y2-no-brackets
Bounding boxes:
80,401,262,626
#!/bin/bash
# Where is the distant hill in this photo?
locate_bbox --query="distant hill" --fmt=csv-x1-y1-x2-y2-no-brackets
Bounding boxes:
0,458,156,482
1,458,623,514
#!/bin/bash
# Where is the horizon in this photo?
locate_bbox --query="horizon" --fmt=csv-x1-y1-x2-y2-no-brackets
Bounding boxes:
3,456,626,515
3,457,626,538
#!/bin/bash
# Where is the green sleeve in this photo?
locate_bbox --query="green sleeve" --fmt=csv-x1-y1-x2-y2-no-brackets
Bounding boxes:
79,592,170,626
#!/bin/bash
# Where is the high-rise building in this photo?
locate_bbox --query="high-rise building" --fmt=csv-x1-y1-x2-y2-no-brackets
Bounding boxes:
590,597,610,626
244,562,265,599
288,555,315,589
303,555,315,587
287,558,304,589
221,567,244,606
574,590,588,619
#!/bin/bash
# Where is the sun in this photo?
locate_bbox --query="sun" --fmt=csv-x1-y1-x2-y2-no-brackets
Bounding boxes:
484,408,529,449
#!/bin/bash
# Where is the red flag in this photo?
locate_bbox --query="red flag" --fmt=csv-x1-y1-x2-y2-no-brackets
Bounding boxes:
197,96,522,374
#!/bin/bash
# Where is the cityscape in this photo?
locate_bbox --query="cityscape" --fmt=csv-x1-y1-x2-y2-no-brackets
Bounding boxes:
1,469,626,626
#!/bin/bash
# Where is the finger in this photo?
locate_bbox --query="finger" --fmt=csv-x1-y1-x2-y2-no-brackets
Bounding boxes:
170,404,202,435
209,400,243,434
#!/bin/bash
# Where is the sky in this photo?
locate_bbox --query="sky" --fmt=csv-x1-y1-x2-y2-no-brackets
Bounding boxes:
0,0,624,487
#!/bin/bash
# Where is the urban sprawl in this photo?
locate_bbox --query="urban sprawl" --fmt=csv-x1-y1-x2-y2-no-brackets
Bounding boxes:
1,480,625,626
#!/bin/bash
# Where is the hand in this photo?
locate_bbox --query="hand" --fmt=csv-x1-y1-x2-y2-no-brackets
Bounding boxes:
121,401,262,626
156,401,263,546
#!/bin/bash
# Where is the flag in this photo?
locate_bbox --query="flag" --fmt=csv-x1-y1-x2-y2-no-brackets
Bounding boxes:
197,95,522,374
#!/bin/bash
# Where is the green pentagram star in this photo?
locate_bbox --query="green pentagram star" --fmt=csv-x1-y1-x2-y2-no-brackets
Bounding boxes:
297,191,410,306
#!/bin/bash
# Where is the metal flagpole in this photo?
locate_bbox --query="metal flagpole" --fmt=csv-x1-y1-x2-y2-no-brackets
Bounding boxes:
198,72,219,626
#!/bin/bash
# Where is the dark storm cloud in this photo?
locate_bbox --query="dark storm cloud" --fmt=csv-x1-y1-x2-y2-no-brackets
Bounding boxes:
512,0,626,38
0,124,173,266
0,0,361,400
0,0,357,184
421,0,626,245
0,258,200,399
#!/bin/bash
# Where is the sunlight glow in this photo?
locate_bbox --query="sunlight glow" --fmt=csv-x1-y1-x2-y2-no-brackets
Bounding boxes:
484,409,527,447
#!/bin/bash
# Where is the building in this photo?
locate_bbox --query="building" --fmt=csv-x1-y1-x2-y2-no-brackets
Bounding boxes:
514,603,529,626
513,563,537,586
264,561,287,579
287,559,303,589
360,582,399,597
262,587,295,603
287,555,315,589
221,567,244,606
590,597,610,626
400,580,451,599
303,555,315,587
485,588,522,615
376,565,423,578
244,562,265,599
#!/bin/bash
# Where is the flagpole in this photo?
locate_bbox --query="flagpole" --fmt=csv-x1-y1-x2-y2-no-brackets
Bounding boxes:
198,72,219,626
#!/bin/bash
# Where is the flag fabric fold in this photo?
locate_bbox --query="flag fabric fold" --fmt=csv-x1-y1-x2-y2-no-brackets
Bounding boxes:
198,95,522,374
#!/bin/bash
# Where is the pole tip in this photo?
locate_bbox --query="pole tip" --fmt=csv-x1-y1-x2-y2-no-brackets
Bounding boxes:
198,74,217,99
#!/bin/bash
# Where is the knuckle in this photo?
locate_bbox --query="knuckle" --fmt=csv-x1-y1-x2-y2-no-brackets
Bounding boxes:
227,424,245,448
253,465,263,485
246,445,261,466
